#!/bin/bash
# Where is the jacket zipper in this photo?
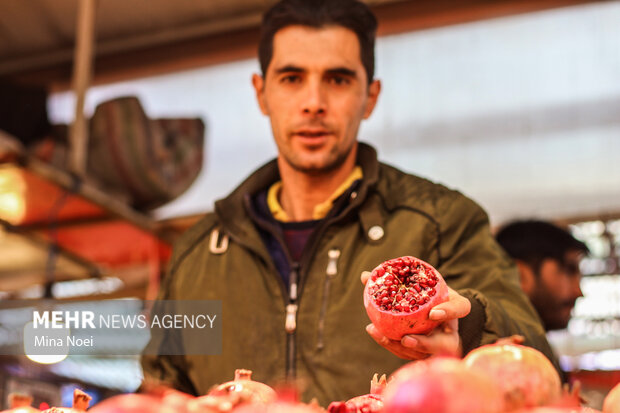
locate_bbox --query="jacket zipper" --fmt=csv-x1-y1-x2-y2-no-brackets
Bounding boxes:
285,262,299,380
222,209,299,380
240,190,360,380
316,248,341,350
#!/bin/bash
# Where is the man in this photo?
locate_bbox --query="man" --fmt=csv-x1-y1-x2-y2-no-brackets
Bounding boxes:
496,220,588,331
142,0,556,405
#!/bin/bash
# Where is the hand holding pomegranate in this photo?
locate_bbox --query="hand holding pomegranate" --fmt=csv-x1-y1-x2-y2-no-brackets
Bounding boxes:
361,256,471,360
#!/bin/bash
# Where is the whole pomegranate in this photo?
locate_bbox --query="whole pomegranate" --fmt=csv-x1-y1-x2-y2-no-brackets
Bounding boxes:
363,256,449,340
383,357,504,413
208,369,276,405
327,373,386,413
231,391,323,413
603,382,620,413
516,407,601,413
88,394,177,413
187,394,243,412
463,343,562,411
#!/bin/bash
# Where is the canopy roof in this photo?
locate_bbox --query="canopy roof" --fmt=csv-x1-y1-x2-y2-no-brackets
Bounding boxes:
0,0,596,89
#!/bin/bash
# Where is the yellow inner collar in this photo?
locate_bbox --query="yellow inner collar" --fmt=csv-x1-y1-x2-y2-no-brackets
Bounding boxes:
267,166,363,222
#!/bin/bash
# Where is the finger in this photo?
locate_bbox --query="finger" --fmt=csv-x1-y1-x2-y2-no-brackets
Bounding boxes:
429,290,471,321
366,324,429,360
361,271,372,285
495,334,525,346
404,319,461,357
365,323,390,346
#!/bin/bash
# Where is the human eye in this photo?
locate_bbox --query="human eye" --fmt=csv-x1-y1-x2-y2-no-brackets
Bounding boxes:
561,262,580,276
281,74,302,84
328,75,351,86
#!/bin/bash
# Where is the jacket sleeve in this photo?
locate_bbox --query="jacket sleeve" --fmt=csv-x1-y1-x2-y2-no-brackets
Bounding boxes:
434,191,559,368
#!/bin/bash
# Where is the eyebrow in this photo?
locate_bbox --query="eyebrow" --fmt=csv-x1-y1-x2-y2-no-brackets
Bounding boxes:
274,65,304,74
274,65,358,78
325,67,357,78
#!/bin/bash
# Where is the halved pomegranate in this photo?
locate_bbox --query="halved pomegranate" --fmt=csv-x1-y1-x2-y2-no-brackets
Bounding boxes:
363,256,449,340
327,373,386,413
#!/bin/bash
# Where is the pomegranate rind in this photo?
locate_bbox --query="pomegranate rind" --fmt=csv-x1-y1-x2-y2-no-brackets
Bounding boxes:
88,394,176,413
344,394,383,412
364,256,449,340
207,369,276,404
515,408,601,412
463,343,562,411
603,382,620,413
232,400,323,413
327,374,386,413
384,357,505,413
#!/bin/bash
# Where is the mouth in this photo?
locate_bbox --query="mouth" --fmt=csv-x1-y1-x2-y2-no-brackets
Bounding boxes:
293,129,331,138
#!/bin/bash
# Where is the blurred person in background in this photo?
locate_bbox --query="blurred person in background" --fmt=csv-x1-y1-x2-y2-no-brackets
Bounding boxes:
496,220,589,331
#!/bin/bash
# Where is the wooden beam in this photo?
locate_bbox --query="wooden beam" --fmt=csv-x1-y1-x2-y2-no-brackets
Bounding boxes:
69,0,96,176
372,0,605,37
0,217,102,277
17,156,168,241
4,0,603,91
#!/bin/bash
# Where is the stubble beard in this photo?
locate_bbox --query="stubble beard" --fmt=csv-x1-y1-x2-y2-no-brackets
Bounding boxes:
284,140,357,176
529,282,573,331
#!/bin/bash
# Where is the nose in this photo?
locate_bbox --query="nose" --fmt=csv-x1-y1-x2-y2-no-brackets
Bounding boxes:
302,79,326,116
571,276,584,300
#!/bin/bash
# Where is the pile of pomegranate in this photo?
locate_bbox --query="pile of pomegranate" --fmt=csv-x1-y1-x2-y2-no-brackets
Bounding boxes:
4,257,619,413
16,350,617,412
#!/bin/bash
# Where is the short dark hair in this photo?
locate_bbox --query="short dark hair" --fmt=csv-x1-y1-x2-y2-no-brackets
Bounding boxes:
495,220,589,274
258,0,378,83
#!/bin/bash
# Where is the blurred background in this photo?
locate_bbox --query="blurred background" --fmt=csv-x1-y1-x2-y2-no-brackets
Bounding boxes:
1,0,619,409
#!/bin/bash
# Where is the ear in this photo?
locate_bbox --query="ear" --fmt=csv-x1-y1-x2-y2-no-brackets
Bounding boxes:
516,260,536,295
363,79,381,119
252,73,269,115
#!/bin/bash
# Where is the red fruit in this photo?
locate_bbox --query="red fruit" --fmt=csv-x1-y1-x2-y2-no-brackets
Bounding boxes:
327,373,386,413
187,394,240,412
604,382,620,413
363,256,449,340
160,388,195,412
208,369,276,405
231,397,323,413
516,408,601,412
383,357,504,413
463,343,562,411
88,394,176,413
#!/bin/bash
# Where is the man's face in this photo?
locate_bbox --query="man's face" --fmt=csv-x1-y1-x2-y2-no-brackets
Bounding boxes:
529,250,584,331
252,25,380,174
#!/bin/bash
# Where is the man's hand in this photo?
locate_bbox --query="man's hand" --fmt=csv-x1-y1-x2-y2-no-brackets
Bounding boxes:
361,271,471,360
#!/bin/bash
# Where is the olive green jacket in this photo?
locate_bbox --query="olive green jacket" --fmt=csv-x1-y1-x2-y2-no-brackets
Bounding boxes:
142,143,556,406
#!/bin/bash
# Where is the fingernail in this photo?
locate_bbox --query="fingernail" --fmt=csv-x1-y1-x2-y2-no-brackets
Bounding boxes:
402,336,418,348
366,324,374,333
429,309,446,320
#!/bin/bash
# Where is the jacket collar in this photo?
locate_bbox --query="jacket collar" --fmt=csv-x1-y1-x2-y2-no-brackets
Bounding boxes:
214,142,383,241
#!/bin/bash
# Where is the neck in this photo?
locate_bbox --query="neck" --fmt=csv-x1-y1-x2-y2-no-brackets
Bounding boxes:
277,146,358,222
